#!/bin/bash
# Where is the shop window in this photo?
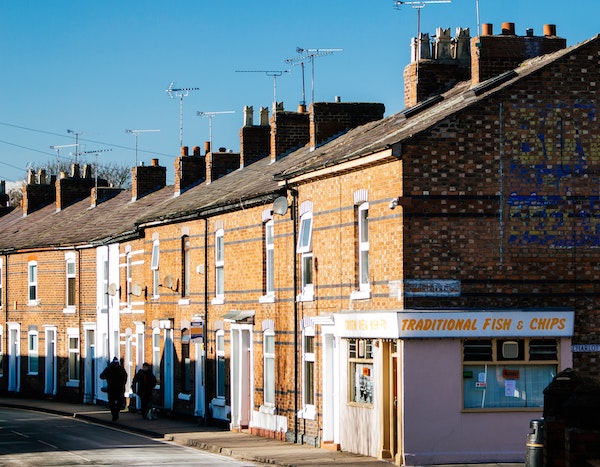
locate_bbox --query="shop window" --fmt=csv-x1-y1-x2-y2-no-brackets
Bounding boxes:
462,338,558,409
263,330,275,405
28,328,39,375
151,240,160,298
67,329,80,386
216,330,225,398
348,338,374,405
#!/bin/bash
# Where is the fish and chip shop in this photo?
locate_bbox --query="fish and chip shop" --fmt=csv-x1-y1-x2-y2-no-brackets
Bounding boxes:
330,309,574,465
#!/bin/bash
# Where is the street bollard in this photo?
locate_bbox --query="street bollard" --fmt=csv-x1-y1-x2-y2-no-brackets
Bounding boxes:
525,419,544,467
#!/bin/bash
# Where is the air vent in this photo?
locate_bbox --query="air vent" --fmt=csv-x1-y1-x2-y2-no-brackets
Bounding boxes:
502,341,520,359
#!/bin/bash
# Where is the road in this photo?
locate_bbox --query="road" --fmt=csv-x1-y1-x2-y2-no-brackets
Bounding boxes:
0,406,259,466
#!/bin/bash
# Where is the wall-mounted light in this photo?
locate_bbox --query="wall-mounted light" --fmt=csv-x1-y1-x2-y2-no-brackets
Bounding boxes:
389,197,399,210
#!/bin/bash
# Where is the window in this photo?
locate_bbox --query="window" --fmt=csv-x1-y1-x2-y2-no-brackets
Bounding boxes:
301,326,315,418
28,261,38,304
152,328,161,386
182,236,190,297
102,255,109,310
151,240,160,298
215,229,224,299
357,202,370,291
182,329,191,393
28,328,39,375
67,329,80,385
66,256,76,308
349,339,374,405
126,253,132,307
297,210,314,301
462,338,559,409
216,330,225,398
264,220,275,297
264,330,275,405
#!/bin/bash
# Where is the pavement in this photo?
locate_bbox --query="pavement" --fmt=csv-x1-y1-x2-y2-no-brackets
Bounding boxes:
0,396,525,467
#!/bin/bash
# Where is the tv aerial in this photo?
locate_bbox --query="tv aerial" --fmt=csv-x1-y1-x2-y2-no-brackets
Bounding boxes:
125,129,160,166
66,129,85,163
50,144,79,172
235,70,290,118
394,1,451,59
196,111,235,151
293,47,342,104
165,82,200,148
82,148,112,190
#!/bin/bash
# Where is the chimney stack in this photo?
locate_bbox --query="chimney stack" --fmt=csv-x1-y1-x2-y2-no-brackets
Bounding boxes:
174,145,206,196
131,158,166,201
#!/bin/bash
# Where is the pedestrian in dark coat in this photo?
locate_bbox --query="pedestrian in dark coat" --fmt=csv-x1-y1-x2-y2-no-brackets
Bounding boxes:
100,357,128,421
132,362,157,419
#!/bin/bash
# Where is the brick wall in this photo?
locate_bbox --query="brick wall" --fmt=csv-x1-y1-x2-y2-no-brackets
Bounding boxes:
174,146,206,195
131,158,166,200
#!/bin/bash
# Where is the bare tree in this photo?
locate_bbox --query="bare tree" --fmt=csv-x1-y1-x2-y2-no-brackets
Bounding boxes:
32,159,131,189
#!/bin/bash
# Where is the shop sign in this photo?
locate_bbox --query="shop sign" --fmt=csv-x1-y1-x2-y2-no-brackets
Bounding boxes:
572,344,600,352
334,310,574,338
403,279,461,297
190,320,204,343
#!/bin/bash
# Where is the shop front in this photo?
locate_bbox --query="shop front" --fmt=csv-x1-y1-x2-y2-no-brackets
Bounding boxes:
333,309,574,465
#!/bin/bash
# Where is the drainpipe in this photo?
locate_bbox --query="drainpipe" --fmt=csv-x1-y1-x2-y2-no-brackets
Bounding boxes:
203,217,209,426
287,184,299,443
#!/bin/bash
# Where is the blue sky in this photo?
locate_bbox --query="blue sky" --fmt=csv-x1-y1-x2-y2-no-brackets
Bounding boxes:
1,0,598,184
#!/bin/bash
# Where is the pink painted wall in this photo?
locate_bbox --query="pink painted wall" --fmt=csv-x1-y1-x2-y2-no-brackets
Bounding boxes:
402,338,571,465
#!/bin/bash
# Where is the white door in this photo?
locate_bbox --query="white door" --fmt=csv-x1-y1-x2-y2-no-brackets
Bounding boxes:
230,325,253,429
8,324,20,392
163,328,174,410
83,327,95,402
322,330,339,446
194,342,206,417
45,327,57,396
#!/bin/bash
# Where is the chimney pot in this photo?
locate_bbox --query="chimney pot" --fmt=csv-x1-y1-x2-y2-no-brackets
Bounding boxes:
335,96,341,103
543,24,557,37
259,107,269,126
526,28,534,37
501,22,515,35
192,146,200,156
218,147,226,153
297,104,307,113
181,146,189,156
243,105,254,126
205,141,211,153
151,158,159,166
481,23,493,36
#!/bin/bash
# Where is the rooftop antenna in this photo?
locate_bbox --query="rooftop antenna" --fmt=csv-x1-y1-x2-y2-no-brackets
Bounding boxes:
66,129,84,163
165,82,200,148
50,144,78,174
394,1,451,84
284,55,310,108
475,0,480,36
294,47,343,104
196,111,235,151
82,148,112,193
235,70,290,119
125,129,160,166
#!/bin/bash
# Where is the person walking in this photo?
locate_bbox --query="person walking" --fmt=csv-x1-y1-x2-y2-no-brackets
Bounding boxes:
132,362,157,420
100,357,128,421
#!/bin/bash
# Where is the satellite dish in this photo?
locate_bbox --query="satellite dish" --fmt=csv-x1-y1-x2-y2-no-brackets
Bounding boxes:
131,283,143,297
162,275,174,289
273,196,289,216
108,283,118,296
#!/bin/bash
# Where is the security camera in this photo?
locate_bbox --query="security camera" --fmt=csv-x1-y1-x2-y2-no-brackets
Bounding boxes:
389,198,398,210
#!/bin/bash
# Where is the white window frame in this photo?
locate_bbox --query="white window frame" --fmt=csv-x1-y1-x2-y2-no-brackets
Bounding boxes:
351,202,371,300
299,326,316,419
213,229,225,304
182,235,191,298
152,327,161,388
65,253,76,310
263,329,275,406
297,211,314,302
126,253,132,307
0,257,3,308
67,328,80,387
348,338,374,405
260,219,275,302
28,260,39,305
151,240,160,298
28,329,39,375
102,255,109,311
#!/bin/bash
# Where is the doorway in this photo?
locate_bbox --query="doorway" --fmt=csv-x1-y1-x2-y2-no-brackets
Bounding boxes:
382,340,401,463
83,327,95,402
230,325,252,429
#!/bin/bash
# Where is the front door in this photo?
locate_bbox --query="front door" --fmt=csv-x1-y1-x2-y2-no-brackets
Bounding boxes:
8,324,20,392
194,342,206,417
382,340,401,463
44,327,57,396
230,325,252,429
83,327,95,402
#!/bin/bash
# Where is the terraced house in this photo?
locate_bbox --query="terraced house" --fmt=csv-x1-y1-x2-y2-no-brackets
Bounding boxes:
1,21,600,465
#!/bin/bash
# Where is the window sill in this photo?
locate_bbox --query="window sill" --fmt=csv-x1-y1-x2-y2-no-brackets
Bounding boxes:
259,294,276,304
28,300,40,307
259,404,276,415
177,392,192,401
27,372,39,376
212,297,225,305
63,307,77,314
296,292,314,302
211,397,227,407
178,298,190,306
66,381,79,388
350,289,371,300
297,405,316,420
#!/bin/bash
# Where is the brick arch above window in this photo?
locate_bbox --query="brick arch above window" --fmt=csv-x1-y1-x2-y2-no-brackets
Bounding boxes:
262,319,275,332
299,200,313,217
214,220,224,232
